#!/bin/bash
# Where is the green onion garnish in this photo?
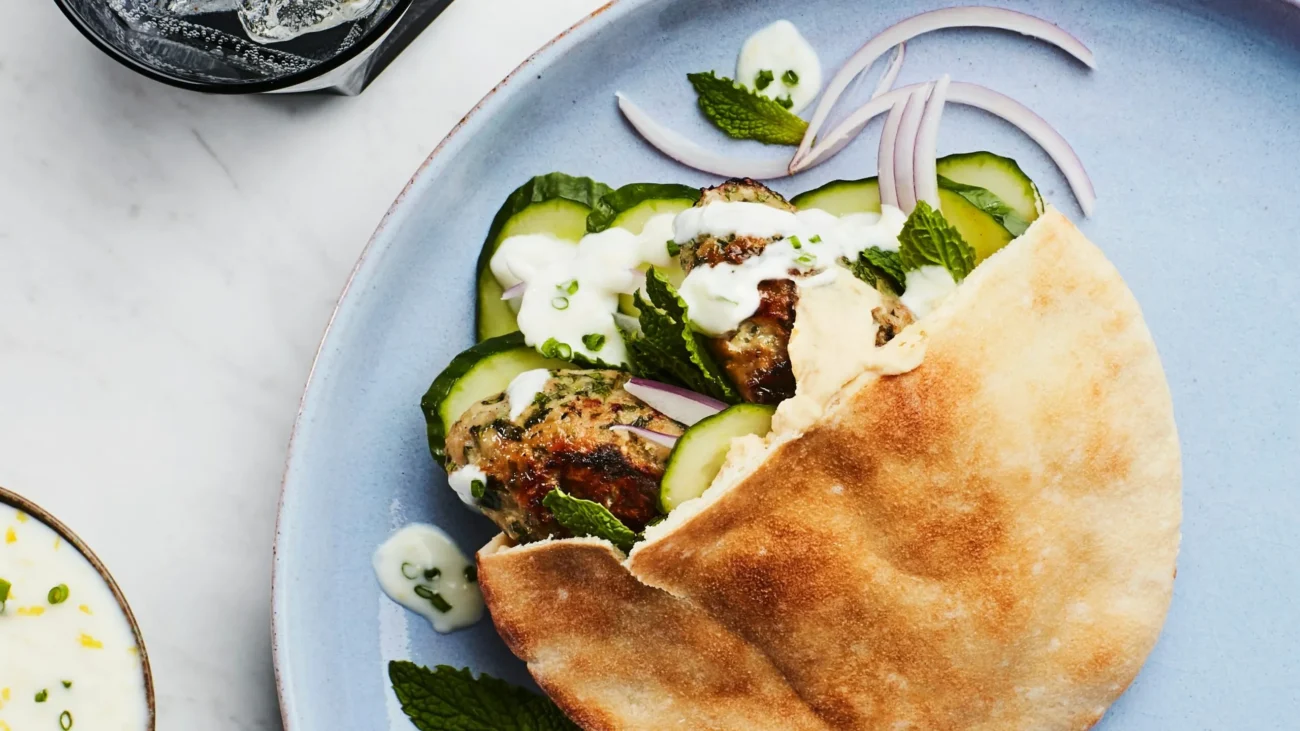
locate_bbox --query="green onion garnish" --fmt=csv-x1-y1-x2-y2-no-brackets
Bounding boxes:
810,234,823,244
776,95,794,109
61,681,72,689
560,279,579,295
35,689,48,703
0,577,10,612
551,296,569,310
413,585,452,613
555,342,572,360
789,236,802,249
61,711,73,730
582,333,606,351
666,240,680,257
400,563,420,580
48,584,69,605
542,338,572,360
782,69,799,86
470,479,486,499
464,565,478,583
754,69,774,90
423,567,441,582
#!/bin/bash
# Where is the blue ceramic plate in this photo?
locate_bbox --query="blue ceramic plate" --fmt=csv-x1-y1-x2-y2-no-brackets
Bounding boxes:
272,1,1300,728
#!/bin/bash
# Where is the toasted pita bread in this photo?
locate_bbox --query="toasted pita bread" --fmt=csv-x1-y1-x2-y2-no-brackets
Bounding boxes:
477,536,831,731
627,209,1182,729
479,209,1180,730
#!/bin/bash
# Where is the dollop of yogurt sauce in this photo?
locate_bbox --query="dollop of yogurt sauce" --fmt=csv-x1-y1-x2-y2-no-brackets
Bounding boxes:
490,214,677,365
373,523,484,633
0,508,150,731
736,20,823,114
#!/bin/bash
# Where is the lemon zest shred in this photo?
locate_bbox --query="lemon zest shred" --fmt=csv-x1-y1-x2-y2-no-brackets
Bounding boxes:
14,511,27,523
2,686,9,700
79,633,104,649
79,604,93,615
53,536,61,550
16,606,45,617
4,527,15,544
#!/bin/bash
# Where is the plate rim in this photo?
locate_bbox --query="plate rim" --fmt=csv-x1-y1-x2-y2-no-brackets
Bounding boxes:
269,2,621,728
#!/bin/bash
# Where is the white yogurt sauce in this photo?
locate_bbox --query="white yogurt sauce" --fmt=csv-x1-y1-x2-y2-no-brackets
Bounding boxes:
673,202,908,335
899,265,959,318
490,213,678,365
506,369,552,421
446,464,488,513
373,524,484,634
736,20,823,114
0,509,150,731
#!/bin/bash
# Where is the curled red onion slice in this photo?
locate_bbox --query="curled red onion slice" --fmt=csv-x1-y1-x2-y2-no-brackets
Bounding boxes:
913,74,951,210
500,282,525,300
623,377,726,426
616,93,792,180
893,84,931,214
808,81,1096,216
794,7,1096,165
609,424,679,449
872,43,907,98
877,98,907,208
790,88,908,174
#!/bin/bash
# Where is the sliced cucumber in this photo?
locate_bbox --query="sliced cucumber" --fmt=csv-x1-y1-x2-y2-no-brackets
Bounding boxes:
587,182,698,233
791,177,1012,263
936,151,1042,225
475,174,613,341
938,176,1030,237
659,403,774,512
421,332,570,465
790,177,881,215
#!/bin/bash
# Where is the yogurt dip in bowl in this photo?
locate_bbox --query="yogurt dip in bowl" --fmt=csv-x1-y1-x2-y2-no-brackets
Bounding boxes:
0,486,154,731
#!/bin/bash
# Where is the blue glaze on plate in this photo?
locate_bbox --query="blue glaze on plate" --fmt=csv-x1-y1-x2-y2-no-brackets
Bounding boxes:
273,1,1300,728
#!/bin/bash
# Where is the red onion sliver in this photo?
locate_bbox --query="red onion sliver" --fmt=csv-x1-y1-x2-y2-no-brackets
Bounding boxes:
912,74,951,210
893,84,931,214
877,98,907,209
790,88,909,174
872,43,907,98
794,7,1096,165
616,93,792,180
810,81,1097,216
609,424,679,449
623,377,726,426
500,282,525,300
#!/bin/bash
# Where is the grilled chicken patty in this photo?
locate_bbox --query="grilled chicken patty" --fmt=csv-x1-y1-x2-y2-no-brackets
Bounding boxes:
681,179,915,404
445,370,683,543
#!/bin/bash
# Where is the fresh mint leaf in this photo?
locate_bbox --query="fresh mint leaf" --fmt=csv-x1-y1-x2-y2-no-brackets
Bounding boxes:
388,661,578,731
687,71,808,146
542,489,638,552
897,201,977,281
937,176,1030,236
636,269,738,403
849,247,907,294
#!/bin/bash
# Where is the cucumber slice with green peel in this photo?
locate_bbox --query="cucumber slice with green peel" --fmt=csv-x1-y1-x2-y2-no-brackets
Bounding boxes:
936,188,1014,263
935,151,1043,225
659,403,775,512
475,174,613,341
791,177,1012,263
587,182,698,234
790,177,882,215
421,332,571,466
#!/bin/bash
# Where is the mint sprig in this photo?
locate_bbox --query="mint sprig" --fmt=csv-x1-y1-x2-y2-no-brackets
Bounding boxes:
389,661,578,731
849,247,907,294
542,489,638,552
623,269,738,402
897,201,977,282
687,71,808,146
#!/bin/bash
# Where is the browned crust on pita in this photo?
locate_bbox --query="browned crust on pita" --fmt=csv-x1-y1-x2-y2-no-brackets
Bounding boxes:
478,537,831,731
627,210,1181,730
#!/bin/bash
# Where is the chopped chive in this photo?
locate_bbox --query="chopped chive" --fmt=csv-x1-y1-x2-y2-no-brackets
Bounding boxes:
582,333,606,351
782,69,800,86
541,338,561,358
796,254,817,267
413,585,452,613
61,681,72,689
470,479,486,499
423,567,441,582
810,234,823,244
555,343,572,360
400,563,420,580
551,296,569,310
60,711,73,730
48,584,69,605
754,69,774,90
666,240,680,257
35,689,48,702
776,95,794,109
0,577,9,612
560,279,579,295
464,565,478,582
789,236,802,249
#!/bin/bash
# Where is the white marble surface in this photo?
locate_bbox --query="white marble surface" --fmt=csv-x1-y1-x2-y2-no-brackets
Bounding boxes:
0,0,605,728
